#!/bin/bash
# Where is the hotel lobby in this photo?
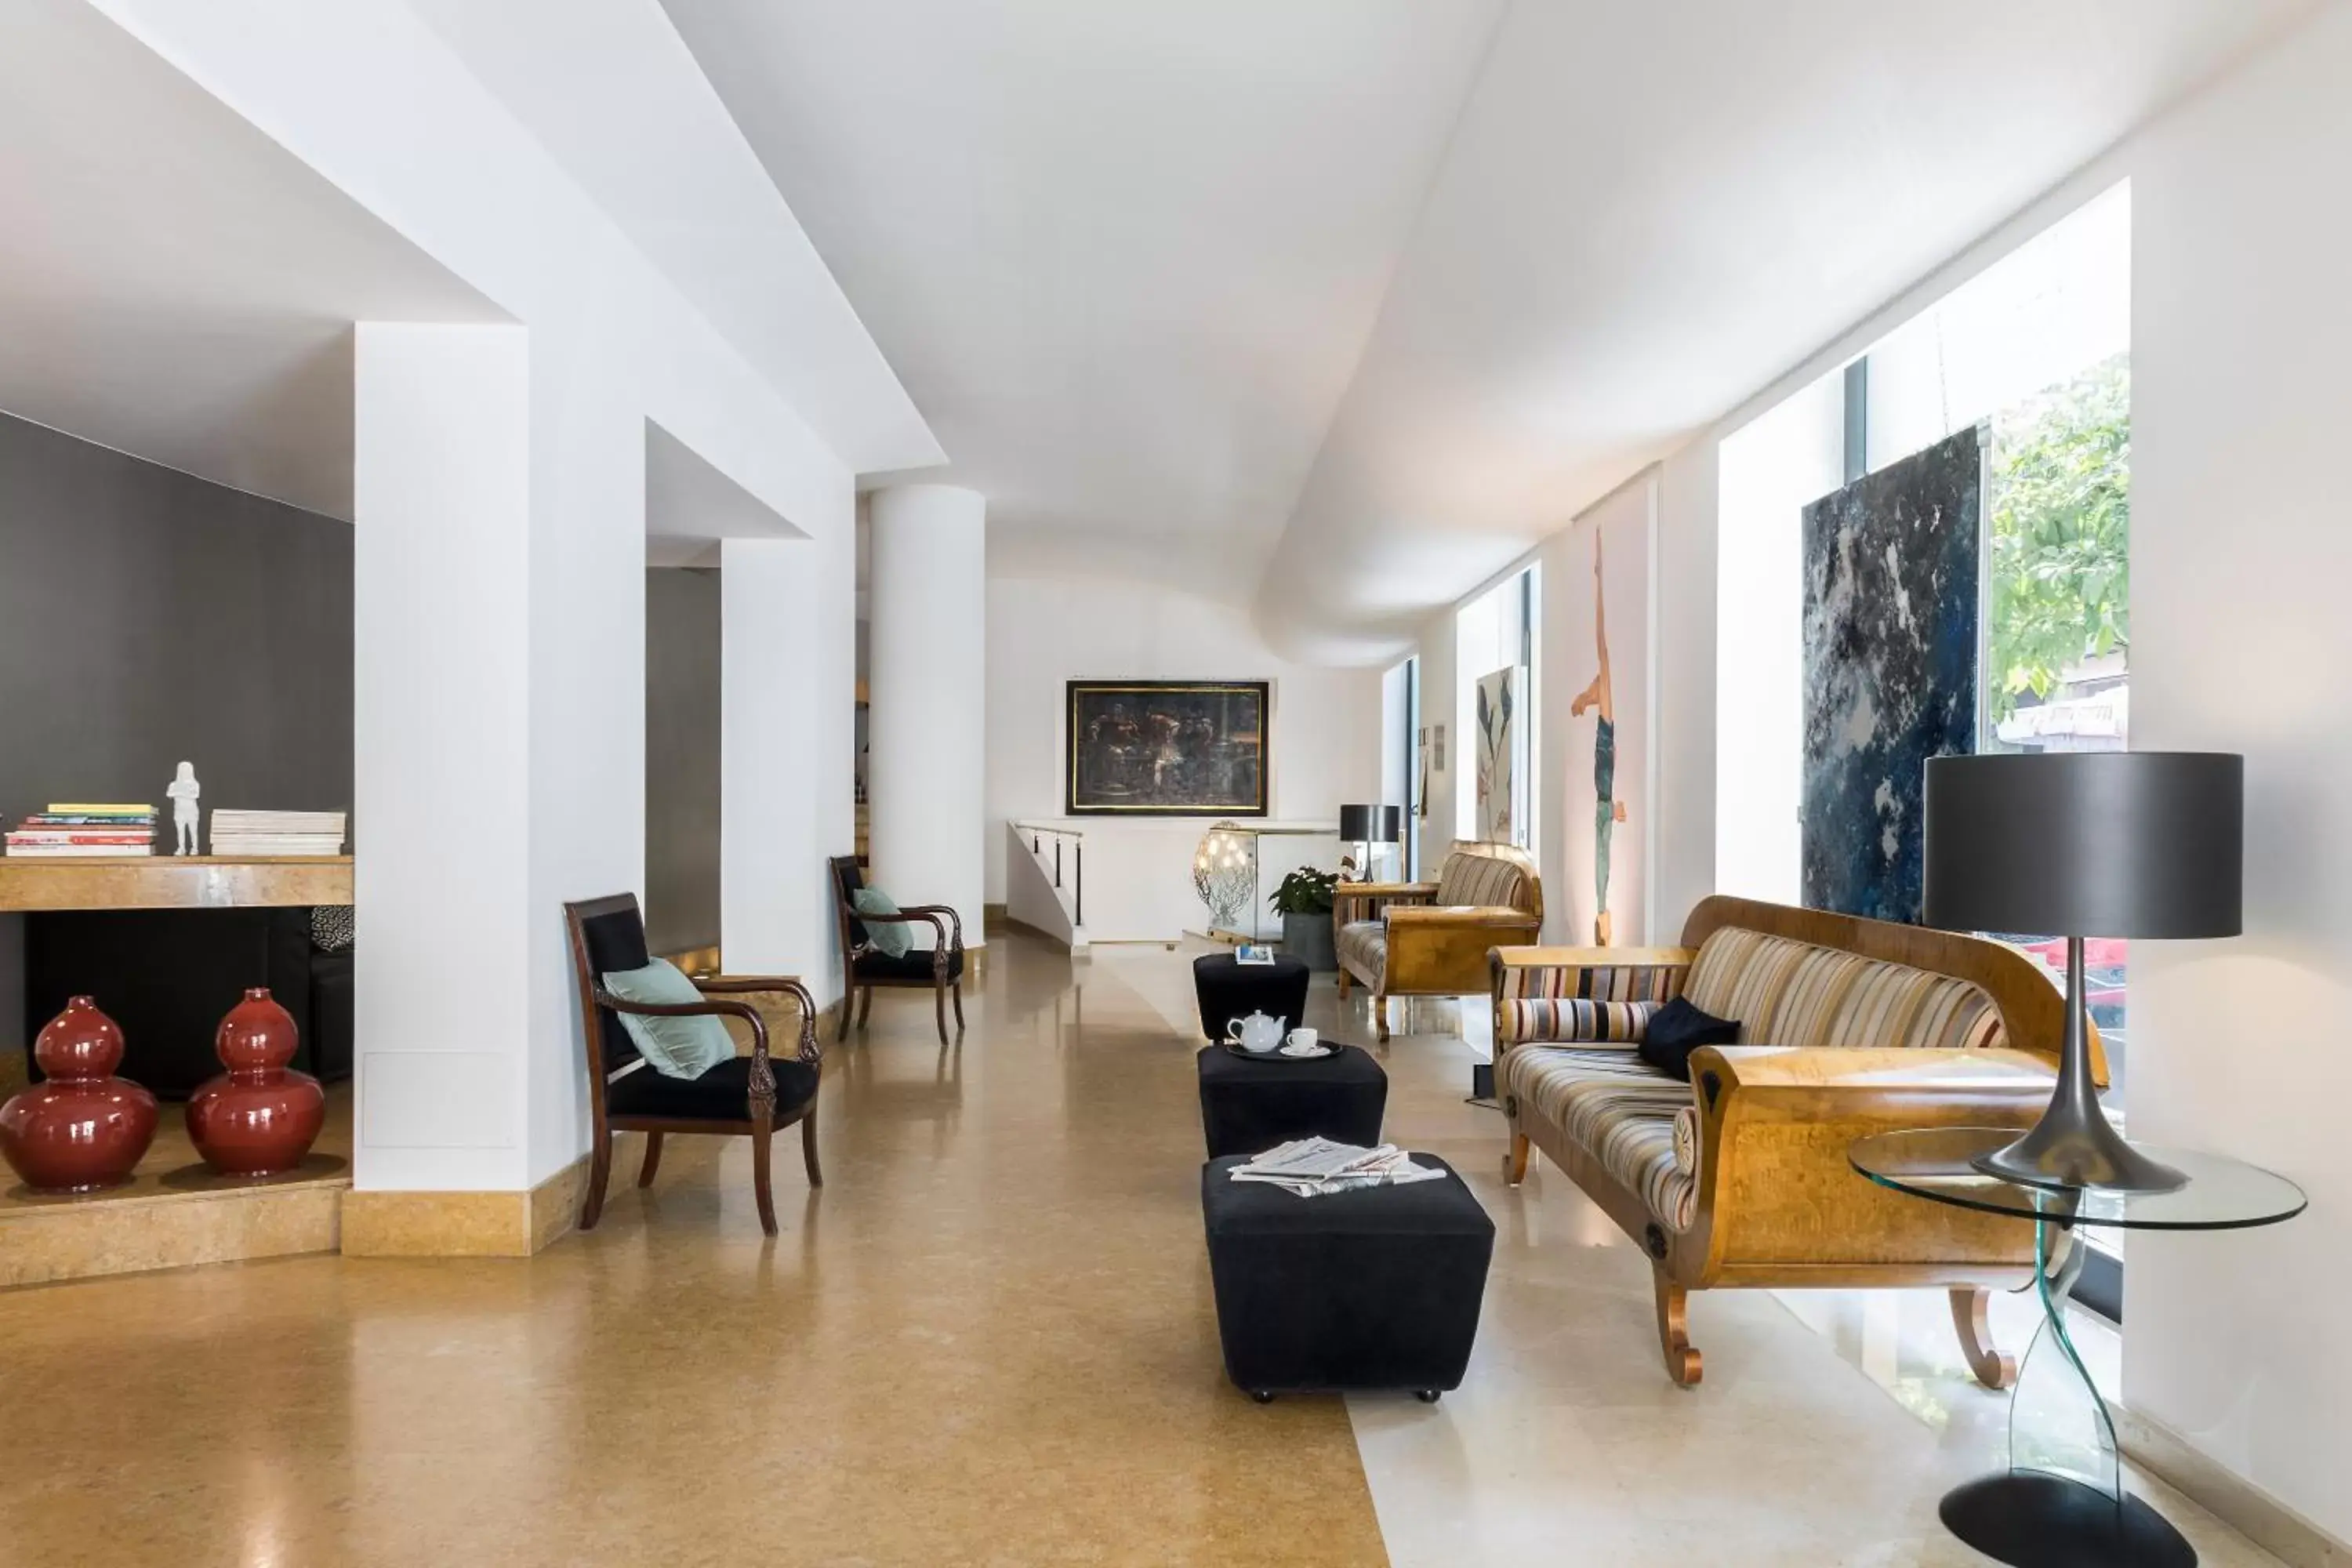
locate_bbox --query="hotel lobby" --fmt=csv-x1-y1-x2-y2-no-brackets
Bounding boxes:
2,3,2345,1564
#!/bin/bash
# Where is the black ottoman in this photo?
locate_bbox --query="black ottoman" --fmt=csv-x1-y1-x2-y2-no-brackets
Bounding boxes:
1201,1156,1494,1402
1192,953,1312,1042
1196,1044,1387,1159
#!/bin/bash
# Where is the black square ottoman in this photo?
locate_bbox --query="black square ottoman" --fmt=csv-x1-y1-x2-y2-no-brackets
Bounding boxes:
1201,1156,1494,1402
1196,1044,1387,1159
1192,953,1312,1042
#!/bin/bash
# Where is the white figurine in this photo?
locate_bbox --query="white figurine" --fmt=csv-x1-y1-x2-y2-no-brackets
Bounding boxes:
166,760,201,855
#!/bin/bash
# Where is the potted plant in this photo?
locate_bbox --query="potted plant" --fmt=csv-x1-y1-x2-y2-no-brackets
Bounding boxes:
1270,866,1340,972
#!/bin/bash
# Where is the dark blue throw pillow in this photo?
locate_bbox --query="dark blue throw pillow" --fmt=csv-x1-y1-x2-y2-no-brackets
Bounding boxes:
1637,996,1741,1082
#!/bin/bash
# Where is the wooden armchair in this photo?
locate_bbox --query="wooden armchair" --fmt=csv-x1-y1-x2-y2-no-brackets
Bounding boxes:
563,895,823,1237
1334,841,1543,1040
828,855,967,1045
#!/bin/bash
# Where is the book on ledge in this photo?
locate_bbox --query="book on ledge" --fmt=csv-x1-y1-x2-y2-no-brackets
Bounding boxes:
208,809,347,858
6,805,156,855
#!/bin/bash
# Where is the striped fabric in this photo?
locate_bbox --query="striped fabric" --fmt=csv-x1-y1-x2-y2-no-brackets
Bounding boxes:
1503,1047,1696,1231
1494,957,1687,1045
1507,998,1658,1044
1682,930,2004,1053
1671,1105,1699,1178
1434,851,1529,910
1335,920,1386,986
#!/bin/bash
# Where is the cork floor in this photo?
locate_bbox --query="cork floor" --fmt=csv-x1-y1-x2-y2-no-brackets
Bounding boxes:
0,935,2290,1566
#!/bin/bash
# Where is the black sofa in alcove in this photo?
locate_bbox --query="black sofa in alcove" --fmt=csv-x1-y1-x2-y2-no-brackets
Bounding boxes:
23,908,353,1098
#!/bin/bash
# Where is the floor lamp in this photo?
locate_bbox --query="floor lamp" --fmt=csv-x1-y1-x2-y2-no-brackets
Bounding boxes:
1922,751,2242,1193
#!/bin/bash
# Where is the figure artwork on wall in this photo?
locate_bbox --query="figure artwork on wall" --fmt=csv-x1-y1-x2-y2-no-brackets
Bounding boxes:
166,761,201,856
1570,534,1630,946
1065,681,1268,815
1473,667,1519,844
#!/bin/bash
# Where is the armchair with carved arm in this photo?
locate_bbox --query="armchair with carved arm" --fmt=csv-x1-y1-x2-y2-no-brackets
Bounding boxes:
564,894,824,1237
828,855,967,1045
1333,840,1543,1040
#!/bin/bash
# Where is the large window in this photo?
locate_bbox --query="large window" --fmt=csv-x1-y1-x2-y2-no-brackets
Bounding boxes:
1455,565,1538,851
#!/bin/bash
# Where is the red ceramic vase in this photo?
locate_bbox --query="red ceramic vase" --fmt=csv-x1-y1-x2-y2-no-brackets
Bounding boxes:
0,996,158,1193
186,987,325,1178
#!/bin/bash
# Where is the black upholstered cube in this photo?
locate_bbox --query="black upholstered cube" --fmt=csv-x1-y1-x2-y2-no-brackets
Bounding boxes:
1196,1044,1387,1159
1201,1156,1494,1400
1192,952,1312,1042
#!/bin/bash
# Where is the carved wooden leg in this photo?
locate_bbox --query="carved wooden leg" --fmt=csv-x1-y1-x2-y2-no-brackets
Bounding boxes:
1336,967,1352,1000
751,1110,778,1236
1655,1268,1702,1388
858,985,874,1026
952,980,966,1033
801,1105,823,1189
835,989,854,1043
933,983,950,1045
636,1131,664,1189
581,1129,612,1231
1504,1131,1530,1186
1374,994,1390,1043
1949,1287,2017,1390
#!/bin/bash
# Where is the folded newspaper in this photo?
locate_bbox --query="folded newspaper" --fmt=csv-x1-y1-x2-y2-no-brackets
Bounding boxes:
1229,1137,1447,1197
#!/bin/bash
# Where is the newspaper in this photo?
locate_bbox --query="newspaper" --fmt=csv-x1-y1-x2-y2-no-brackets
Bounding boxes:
1229,1138,1448,1197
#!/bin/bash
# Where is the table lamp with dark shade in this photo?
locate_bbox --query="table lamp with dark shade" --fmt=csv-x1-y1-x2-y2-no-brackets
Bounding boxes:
1923,751,2243,1194
1338,804,1402,881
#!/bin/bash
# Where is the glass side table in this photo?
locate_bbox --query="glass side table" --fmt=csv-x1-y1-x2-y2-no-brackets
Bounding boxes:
1851,1127,2305,1568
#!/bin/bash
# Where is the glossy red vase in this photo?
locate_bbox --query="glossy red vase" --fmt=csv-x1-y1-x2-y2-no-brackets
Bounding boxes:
0,996,158,1193
186,987,325,1178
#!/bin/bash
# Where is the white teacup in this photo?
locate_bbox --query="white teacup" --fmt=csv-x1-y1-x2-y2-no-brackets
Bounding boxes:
1286,1027,1319,1053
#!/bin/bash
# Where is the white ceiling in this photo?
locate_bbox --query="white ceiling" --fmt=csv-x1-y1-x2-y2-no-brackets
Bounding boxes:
663,0,1509,601
0,3,503,520
665,0,2314,659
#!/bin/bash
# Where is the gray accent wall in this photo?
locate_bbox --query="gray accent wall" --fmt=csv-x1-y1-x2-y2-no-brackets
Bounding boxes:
0,409,355,1051
644,567,720,956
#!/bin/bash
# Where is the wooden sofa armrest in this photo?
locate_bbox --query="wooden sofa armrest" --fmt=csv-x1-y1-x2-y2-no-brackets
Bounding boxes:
1492,945,1697,971
1384,904,1536,929
1334,882,1437,924
1678,1046,2056,1283
891,903,966,951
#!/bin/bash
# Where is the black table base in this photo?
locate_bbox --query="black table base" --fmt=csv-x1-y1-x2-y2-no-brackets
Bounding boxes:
1191,953,1311,1042
1196,1044,1385,1159
1941,1473,2194,1567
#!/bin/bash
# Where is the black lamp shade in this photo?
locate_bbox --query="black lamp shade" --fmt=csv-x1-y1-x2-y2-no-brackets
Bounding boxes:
1923,752,2242,938
1338,804,1402,844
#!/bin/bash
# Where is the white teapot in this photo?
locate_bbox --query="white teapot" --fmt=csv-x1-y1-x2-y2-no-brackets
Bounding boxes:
1224,1011,1285,1054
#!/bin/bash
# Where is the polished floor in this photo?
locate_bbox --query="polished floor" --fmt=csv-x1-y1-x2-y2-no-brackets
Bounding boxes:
0,936,2285,1566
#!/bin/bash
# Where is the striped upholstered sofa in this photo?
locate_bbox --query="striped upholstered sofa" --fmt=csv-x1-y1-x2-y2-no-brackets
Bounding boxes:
1335,841,1541,1041
1490,895,2100,1388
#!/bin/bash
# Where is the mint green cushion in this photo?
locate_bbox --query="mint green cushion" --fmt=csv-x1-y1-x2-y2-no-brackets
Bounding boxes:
851,885,913,959
600,959,735,1080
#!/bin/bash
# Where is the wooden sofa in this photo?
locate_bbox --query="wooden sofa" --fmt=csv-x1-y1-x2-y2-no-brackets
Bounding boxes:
1336,841,1542,1041
1491,895,2101,1388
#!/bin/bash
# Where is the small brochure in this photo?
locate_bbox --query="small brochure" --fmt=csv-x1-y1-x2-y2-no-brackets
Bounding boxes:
1234,943,1276,966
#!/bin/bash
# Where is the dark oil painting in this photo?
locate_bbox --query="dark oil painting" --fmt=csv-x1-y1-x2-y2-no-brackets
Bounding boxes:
1065,681,1269,815
1800,425,1981,924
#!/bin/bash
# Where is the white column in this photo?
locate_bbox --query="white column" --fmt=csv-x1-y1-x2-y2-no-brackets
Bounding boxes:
720,537,825,992
866,485,986,951
354,323,534,1192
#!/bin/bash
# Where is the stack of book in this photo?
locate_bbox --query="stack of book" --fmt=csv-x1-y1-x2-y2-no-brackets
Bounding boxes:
209,809,347,858
3,804,158,857
1228,1137,1446,1198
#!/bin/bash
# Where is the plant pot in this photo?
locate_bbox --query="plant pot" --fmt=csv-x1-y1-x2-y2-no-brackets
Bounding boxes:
1281,910,1338,972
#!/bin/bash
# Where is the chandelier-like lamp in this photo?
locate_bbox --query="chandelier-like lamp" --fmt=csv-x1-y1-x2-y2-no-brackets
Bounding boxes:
1192,821,1258,935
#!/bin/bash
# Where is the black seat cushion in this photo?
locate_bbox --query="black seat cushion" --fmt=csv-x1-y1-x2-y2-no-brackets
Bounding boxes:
851,945,965,982
1197,1044,1388,1159
606,1052,819,1123
1191,952,1312,1042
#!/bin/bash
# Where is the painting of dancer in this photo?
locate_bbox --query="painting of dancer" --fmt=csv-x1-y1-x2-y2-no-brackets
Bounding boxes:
1065,681,1269,815
1570,532,1630,946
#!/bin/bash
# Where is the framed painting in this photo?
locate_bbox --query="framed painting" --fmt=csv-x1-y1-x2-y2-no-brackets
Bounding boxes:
1064,681,1269,816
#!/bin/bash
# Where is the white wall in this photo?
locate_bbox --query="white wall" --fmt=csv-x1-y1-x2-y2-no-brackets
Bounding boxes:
1413,603,1461,875
2122,5,2352,1538
983,576,1381,938
103,0,863,1189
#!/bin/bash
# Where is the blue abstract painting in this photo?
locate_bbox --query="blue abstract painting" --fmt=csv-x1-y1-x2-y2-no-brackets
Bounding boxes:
1800,426,1981,924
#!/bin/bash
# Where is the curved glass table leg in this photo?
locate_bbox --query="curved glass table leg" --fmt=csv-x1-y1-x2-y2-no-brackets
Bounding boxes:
1939,1193,2197,1566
